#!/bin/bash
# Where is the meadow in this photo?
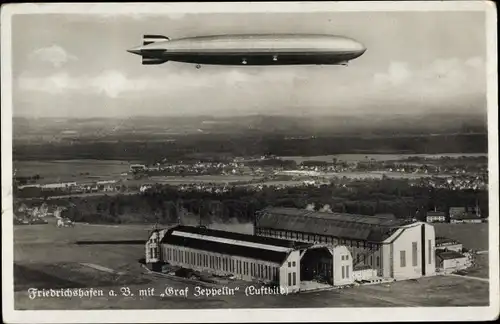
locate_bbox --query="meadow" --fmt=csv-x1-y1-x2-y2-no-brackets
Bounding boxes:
14,160,130,184
279,153,487,164
11,219,489,309
434,223,489,251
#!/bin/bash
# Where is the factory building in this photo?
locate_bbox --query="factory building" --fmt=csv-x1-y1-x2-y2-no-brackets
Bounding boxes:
436,237,463,252
145,225,354,291
254,207,436,281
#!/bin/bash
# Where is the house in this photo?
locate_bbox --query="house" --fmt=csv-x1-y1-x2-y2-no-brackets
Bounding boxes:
436,250,469,274
449,207,482,224
426,211,446,223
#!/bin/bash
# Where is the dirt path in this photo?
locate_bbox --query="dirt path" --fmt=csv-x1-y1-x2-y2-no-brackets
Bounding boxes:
447,273,489,283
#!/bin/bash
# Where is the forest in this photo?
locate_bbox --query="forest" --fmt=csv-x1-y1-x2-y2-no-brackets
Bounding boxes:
13,133,487,163
53,179,488,225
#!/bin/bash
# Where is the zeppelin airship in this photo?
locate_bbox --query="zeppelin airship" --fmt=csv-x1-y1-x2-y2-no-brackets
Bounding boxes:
127,34,366,68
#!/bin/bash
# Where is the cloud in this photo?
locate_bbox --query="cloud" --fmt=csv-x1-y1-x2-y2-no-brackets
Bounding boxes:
374,62,412,86
29,45,78,68
16,68,301,99
373,57,485,94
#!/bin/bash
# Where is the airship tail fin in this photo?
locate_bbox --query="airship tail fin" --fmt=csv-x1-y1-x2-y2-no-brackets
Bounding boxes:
143,35,170,46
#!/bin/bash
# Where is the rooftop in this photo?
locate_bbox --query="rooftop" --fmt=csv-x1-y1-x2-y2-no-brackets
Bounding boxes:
436,237,460,245
436,250,466,260
160,225,313,264
256,207,412,242
427,211,446,217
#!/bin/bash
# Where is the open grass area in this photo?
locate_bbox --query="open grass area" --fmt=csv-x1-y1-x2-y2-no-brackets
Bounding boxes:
462,254,489,279
434,223,489,251
14,160,130,184
12,218,489,309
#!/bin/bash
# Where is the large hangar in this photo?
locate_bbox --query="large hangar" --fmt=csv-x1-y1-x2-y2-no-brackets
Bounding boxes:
254,207,436,280
145,225,354,291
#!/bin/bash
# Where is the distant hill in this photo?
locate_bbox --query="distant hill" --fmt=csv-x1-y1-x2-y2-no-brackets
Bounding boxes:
13,112,487,143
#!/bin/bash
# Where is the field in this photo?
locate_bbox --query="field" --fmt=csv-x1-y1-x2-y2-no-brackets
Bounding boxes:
279,153,487,164
434,223,489,251
11,219,489,310
14,160,130,183
149,175,260,184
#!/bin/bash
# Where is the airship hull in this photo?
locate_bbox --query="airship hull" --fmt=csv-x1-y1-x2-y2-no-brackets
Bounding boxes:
130,34,366,66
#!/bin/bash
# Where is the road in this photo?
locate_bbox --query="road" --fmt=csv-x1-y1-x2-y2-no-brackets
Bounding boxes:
17,191,139,201
447,273,489,283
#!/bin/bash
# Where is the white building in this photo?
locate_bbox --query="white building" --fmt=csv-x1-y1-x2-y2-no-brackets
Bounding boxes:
449,207,482,224
145,225,354,291
353,265,378,282
255,207,437,281
41,182,77,189
426,211,446,223
436,251,469,274
436,237,463,252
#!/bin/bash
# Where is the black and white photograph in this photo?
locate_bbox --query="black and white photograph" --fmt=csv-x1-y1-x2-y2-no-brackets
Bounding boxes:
1,2,498,323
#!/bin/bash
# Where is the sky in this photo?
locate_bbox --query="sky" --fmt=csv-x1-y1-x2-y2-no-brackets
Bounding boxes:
11,10,487,118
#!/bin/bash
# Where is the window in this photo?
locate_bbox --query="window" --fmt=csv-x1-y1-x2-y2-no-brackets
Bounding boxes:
428,240,432,264
345,266,350,278
341,255,345,261
292,272,297,286
376,256,380,267
292,261,296,267
150,248,154,259
341,266,345,279
288,262,291,267
412,242,418,266
260,264,263,277
345,255,349,260
185,251,188,262
357,241,360,248
357,255,360,263
288,273,292,286
400,251,406,268
370,256,373,265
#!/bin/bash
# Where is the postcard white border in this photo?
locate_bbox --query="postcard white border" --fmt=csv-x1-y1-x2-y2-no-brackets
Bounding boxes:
2,1,498,323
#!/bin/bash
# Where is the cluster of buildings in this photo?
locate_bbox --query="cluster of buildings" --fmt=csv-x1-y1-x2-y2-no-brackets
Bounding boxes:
17,180,119,193
411,175,488,191
434,237,472,274
145,206,473,292
130,162,248,176
425,206,484,224
14,203,60,225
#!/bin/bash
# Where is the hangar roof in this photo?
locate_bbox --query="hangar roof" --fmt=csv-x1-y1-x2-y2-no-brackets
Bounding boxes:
256,207,412,242
161,225,312,264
